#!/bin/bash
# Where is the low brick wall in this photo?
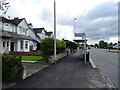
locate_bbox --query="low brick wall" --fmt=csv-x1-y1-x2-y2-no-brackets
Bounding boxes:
48,52,67,64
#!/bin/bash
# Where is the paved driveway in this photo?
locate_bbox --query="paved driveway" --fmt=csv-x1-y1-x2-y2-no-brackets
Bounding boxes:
6,50,108,88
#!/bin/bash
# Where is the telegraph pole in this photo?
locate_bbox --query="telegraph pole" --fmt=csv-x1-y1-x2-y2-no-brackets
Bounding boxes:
54,0,56,63
74,18,77,39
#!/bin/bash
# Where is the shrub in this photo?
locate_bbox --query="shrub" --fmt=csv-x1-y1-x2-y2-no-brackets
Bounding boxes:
2,54,23,81
56,39,66,53
40,37,66,58
66,41,78,51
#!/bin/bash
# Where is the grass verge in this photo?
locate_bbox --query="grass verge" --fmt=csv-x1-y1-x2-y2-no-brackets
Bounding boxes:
21,56,43,61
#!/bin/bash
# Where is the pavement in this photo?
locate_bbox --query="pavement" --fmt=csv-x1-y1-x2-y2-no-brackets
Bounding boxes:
107,49,120,53
3,50,112,89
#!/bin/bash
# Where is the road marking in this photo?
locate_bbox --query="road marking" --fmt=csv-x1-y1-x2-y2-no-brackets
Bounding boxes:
98,68,116,89
89,51,117,89
89,58,97,69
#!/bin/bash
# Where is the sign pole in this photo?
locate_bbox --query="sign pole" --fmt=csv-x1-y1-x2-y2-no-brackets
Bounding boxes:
74,18,77,39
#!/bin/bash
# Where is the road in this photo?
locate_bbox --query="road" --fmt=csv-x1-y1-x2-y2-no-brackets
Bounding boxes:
88,48,118,88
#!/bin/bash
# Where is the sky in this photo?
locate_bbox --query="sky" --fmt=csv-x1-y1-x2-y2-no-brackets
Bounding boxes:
3,0,119,44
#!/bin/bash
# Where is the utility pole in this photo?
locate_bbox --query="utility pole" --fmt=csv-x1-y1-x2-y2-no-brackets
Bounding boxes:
84,35,87,63
74,18,77,39
54,0,56,63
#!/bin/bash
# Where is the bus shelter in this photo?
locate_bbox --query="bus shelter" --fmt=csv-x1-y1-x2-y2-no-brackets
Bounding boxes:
73,33,87,63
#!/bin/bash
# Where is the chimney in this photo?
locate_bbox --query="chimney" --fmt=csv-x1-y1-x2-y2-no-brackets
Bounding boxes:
28,23,33,28
28,23,32,26
14,17,19,20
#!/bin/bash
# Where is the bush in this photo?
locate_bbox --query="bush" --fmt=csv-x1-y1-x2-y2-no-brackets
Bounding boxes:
56,39,66,53
40,37,66,58
2,54,23,81
66,41,78,51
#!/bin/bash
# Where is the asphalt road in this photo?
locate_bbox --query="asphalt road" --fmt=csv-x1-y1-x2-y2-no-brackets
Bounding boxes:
88,48,118,88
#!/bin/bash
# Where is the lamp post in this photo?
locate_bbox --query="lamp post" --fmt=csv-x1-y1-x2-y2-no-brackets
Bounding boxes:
74,18,77,39
54,0,56,63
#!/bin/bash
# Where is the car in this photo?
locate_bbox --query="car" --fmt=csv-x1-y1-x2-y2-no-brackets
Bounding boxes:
88,47,90,49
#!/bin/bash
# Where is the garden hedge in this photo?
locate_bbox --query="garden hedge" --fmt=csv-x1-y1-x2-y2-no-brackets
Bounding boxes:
40,37,66,58
66,41,78,51
2,54,23,81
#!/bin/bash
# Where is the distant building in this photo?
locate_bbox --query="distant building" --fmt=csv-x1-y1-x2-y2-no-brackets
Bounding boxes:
113,42,120,49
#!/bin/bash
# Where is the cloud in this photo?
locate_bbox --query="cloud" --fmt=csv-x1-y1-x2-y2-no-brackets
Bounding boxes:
5,0,118,44
86,2,117,20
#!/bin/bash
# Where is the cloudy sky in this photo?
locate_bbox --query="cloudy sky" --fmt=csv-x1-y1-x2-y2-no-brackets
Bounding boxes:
5,0,119,44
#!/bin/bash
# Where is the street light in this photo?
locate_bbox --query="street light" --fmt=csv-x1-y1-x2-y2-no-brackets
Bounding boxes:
54,0,56,63
74,18,77,39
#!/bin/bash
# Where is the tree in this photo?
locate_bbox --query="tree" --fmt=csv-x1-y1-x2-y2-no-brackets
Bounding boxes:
94,43,98,48
104,42,108,49
90,44,94,47
99,40,108,48
99,40,105,48
0,0,10,15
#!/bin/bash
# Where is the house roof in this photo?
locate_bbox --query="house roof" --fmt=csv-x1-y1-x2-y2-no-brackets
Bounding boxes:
113,43,117,46
33,28,43,33
0,17,10,23
0,30,32,40
0,16,24,25
10,18,24,25
45,32,52,36
63,40,70,43
33,28,47,33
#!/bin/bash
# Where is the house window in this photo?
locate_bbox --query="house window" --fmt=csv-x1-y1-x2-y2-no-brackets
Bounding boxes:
20,41,23,49
23,28,25,33
25,30,27,35
7,42,9,47
25,41,28,49
3,42,5,47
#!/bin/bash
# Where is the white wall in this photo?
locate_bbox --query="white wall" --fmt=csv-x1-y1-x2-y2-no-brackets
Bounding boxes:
29,41,37,51
17,40,30,52
0,21,2,30
0,20,17,33
28,29,36,40
2,39,10,54
17,20,28,36
0,37,2,54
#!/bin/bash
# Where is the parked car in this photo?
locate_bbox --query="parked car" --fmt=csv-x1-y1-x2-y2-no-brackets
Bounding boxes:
88,46,90,49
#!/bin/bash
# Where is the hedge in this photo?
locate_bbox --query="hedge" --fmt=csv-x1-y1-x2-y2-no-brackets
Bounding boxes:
40,37,66,58
66,41,78,51
2,54,23,81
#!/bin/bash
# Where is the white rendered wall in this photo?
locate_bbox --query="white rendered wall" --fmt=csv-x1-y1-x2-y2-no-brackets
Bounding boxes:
0,37,2,54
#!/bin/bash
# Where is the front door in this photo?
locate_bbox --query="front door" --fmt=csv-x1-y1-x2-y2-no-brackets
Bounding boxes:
10,42,14,51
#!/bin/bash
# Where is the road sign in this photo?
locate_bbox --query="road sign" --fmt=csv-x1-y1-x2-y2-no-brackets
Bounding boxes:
75,33,85,37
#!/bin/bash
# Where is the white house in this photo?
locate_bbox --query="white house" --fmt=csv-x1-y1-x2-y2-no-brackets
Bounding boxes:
27,23,41,51
113,42,120,49
0,17,41,54
46,31,53,37
33,28,53,40
0,17,32,54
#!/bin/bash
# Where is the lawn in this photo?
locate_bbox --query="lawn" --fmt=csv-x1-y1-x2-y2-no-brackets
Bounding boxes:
21,56,43,61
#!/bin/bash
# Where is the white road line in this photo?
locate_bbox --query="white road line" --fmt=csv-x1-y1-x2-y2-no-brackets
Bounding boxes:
89,58,97,69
